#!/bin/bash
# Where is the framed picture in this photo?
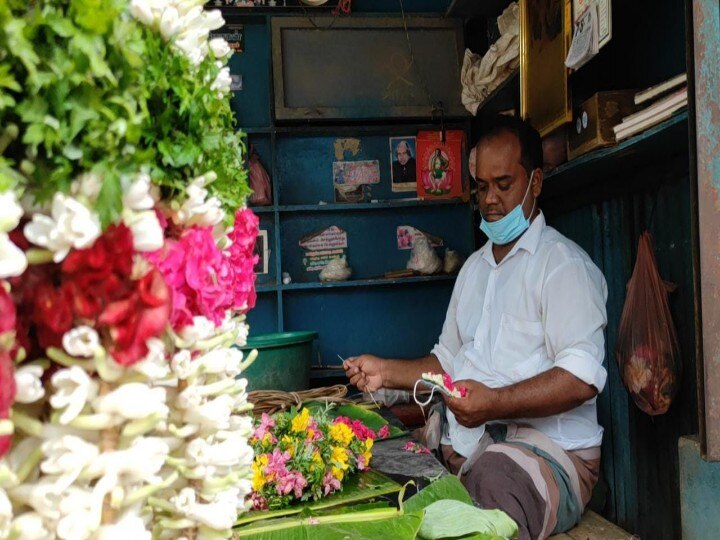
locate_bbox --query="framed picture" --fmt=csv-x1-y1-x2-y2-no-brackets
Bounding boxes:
520,0,573,136
389,136,418,193
254,230,269,275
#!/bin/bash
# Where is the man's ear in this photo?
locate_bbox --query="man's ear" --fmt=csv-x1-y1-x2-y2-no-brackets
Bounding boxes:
532,168,544,197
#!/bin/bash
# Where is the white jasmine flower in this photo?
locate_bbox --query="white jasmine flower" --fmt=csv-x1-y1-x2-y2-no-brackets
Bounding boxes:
228,414,254,436
0,191,23,233
70,173,103,202
0,232,27,278
171,350,196,379
183,394,233,431
94,514,151,540
24,193,101,262
57,508,95,540
211,67,232,98
186,431,252,469
132,338,171,379
122,173,156,211
10,482,62,521
129,0,155,26
41,436,99,490
62,326,99,358
93,383,169,421
159,6,181,40
202,9,225,32
10,512,53,540
174,175,224,227
50,367,99,425
90,438,169,483
56,488,98,540
234,321,250,348
123,209,164,252
171,487,237,531
14,365,45,404
180,316,217,345
0,488,11,539
209,37,231,59
197,348,243,378
177,385,203,410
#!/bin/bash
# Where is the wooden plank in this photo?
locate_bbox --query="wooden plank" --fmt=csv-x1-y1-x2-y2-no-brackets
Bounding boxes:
564,511,634,540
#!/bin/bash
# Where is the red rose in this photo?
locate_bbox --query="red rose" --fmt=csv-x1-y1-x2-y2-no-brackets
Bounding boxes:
98,268,171,366
33,282,74,349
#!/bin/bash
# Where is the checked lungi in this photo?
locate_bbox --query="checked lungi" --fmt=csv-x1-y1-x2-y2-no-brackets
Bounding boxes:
416,409,600,540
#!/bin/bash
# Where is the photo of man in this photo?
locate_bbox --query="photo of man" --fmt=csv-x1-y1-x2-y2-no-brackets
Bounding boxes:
389,136,417,192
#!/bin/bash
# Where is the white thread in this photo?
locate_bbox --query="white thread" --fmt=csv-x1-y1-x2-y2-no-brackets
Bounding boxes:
413,379,441,408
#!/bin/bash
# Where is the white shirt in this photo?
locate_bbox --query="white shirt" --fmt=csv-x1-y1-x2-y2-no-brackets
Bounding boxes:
432,212,608,457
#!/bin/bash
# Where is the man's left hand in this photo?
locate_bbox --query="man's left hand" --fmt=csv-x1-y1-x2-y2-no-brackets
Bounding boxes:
445,379,499,428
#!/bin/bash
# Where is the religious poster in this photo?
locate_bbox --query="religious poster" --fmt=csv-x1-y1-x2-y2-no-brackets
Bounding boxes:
332,160,380,185
389,136,417,193
396,226,444,250
415,130,468,201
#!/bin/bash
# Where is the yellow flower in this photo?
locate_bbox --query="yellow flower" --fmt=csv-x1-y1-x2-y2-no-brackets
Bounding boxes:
332,446,349,470
331,466,344,481
329,422,354,446
261,433,273,447
364,438,373,452
280,435,296,457
251,454,269,491
291,408,311,433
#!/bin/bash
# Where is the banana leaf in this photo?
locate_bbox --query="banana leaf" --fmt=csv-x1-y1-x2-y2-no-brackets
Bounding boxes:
304,401,407,439
417,500,518,540
402,474,473,514
233,509,424,540
235,469,403,527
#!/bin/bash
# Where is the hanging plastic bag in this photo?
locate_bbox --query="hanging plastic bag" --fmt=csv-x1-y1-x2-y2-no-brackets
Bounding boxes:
248,144,272,206
616,231,680,415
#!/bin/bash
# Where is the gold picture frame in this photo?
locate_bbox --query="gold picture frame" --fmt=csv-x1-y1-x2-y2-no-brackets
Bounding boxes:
520,0,573,136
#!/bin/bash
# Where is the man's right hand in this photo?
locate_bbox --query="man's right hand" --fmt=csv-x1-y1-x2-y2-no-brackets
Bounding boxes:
343,354,384,393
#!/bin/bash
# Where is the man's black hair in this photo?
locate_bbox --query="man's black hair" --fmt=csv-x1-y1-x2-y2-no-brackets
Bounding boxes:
476,114,543,176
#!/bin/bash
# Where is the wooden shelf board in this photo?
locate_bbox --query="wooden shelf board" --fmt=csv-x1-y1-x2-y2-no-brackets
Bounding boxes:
278,199,468,212
282,274,456,291
542,111,689,204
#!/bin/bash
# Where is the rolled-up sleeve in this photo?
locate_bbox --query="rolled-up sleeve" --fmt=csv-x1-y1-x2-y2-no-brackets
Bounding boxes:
541,257,608,392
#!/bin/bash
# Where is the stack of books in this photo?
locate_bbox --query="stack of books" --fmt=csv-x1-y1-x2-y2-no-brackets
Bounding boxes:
613,74,688,141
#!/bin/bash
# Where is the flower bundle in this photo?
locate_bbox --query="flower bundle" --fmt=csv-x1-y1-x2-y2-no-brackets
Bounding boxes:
0,0,259,538
249,408,390,511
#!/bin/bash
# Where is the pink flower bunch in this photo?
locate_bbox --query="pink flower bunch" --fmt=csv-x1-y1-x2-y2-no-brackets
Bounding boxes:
332,416,391,441
147,212,258,330
322,471,341,495
252,413,276,442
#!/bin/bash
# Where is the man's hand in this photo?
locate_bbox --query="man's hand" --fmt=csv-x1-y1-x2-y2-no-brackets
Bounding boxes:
344,354,384,392
445,379,498,428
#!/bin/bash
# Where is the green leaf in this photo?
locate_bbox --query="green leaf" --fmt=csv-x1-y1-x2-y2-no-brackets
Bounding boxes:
234,509,423,540
418,500,518,540
403,475,473,514
235,469,403,528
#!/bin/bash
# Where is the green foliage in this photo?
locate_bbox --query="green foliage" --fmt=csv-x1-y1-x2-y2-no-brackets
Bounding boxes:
0,0,249,222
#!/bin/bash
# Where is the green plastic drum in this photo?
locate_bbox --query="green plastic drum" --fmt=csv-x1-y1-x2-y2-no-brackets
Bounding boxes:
239,331,318,391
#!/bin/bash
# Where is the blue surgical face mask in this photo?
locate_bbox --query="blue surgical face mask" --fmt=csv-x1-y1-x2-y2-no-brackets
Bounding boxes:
479,172,536,246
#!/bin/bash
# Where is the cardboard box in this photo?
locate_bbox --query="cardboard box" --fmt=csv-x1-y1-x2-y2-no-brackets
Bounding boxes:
567,91,637,160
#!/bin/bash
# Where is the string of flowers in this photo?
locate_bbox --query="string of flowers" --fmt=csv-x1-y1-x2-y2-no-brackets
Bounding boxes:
0,0,259,538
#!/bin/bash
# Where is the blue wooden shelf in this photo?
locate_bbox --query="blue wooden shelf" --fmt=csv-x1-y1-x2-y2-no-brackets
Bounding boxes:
543,111,689,202
277,199,468,212
243,127,273,134
249,206,275,213
256,284,278,292
282,274,456,291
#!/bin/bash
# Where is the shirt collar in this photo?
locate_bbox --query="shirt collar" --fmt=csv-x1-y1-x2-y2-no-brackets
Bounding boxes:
480,211,546,266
